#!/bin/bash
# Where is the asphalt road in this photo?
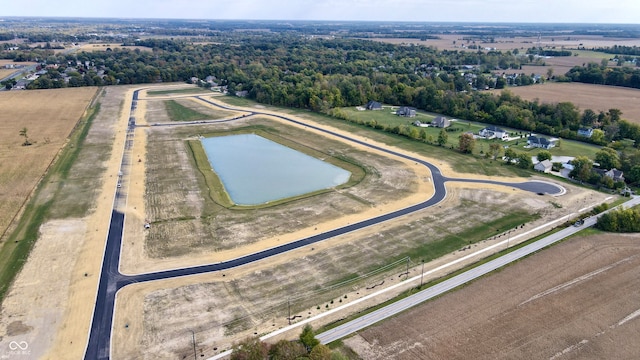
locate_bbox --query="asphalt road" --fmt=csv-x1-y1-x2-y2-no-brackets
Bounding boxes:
315,196,640,345
83,92,565,359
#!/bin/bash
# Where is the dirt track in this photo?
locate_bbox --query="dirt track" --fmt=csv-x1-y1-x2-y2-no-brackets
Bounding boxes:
345,233,640,360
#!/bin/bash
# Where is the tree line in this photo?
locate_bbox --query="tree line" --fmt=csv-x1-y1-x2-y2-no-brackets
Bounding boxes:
5,35,640,148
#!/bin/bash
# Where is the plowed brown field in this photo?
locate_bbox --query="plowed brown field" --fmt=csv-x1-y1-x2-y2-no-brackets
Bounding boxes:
0,87,98,241
345,233,640,360
493,82,640,123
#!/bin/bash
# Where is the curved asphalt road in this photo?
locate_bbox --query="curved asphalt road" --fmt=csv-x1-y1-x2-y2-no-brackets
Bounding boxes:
84,92,564,359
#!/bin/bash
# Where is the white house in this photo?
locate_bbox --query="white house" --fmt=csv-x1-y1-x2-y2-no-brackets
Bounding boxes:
528,135,556,149
479,126,509,141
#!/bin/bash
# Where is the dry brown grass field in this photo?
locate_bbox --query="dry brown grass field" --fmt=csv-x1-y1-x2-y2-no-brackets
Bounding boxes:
492,82,640,123
371,34,640,52
345,232,640,360
78,43,152,52
0,60,37,79
0,87,98,242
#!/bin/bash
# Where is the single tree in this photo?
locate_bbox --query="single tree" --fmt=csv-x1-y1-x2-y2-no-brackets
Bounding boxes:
516,153,533,169
537,150,552,162
569,156,593,182
437,128,448,147
504,148,517,164
595,147,620,170
299,325,320,352
458,133,475,154
308,344,332,360
268,339,307,360
488,142,503,160
231,337,269,360
19,127,31,146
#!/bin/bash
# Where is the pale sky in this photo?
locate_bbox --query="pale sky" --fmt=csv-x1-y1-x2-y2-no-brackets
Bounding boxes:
4,0,640,24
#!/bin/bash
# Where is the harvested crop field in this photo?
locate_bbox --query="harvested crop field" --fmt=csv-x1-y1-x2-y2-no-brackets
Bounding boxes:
493,82,640,123
0,87,98,241
345,232,640,360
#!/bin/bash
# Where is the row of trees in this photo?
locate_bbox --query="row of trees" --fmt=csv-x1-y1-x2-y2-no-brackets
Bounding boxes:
596,208,640,232
231,325,344,360
566,62,640,88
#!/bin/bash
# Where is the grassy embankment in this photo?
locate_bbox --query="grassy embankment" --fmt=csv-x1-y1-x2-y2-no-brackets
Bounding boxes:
0,101,101,303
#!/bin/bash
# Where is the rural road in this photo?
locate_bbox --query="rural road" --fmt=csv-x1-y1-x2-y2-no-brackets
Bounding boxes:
84,90,566,359
315,195,640,345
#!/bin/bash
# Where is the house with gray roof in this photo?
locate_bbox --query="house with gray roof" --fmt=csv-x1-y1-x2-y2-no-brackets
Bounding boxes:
527,135,556,149
431,116,450,128
365,100,382,110
396,106,416,117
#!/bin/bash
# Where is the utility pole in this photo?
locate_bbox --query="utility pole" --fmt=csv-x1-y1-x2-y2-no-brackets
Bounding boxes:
288,299,291,325
406,257,410,279
420,259,425,288
189,329,197,360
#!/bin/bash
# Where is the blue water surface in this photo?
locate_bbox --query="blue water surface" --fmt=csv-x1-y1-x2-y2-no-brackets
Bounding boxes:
201,134,351,205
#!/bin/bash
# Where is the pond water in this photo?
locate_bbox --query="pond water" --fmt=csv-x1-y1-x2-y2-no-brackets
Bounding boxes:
201,134,352,205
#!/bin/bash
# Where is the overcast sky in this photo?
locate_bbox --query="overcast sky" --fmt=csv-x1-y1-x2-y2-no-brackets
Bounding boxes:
4,0,640,24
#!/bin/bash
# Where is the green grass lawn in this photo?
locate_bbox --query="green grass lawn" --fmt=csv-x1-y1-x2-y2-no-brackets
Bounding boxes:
147,87,212,96
163,100,211,121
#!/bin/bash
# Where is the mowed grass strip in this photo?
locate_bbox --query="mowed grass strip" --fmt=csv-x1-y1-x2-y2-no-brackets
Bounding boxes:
163,99,211,121
147,88,211,96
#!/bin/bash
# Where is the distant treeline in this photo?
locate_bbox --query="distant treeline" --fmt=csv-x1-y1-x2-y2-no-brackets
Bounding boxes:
4,35,640,147
595,45,640,56
527,48,572,57
566,62,640,89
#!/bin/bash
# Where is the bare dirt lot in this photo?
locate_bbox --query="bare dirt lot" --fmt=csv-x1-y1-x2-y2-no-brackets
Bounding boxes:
345,232,640,360
493,82,640,123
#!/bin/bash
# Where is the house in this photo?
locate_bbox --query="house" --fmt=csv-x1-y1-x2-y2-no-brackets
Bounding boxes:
577,127,594,138
396,106,416,117
534,160,553,173
605,168,625,182
527,135,556,149
235,90,249,97
479,126,509,141
431,116,450,128
365,100,382,110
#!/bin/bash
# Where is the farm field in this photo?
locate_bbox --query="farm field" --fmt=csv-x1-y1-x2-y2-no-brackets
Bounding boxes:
344,232,640,360
0,87,98,244
495,82,640,123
